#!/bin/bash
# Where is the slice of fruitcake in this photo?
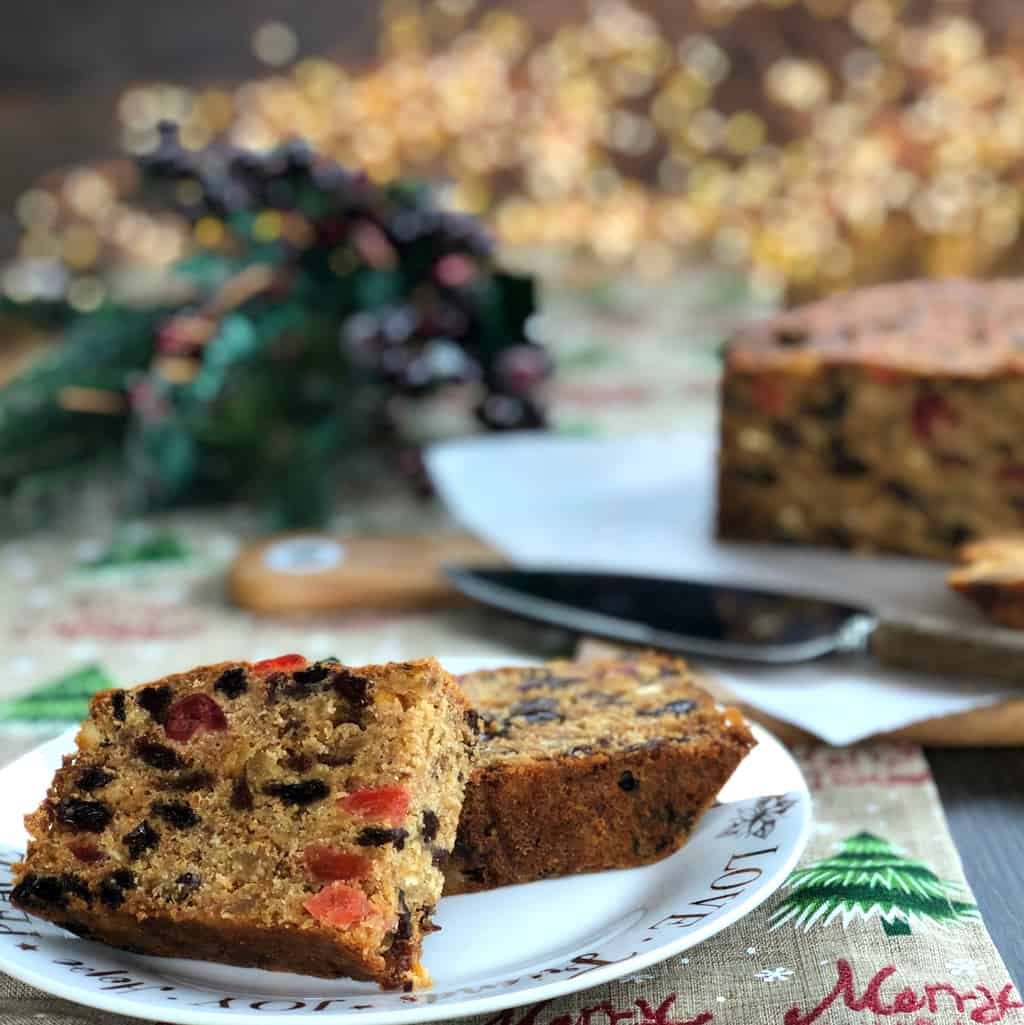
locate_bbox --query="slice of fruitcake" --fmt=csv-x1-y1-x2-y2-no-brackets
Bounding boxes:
446,653,755,895
12,655,474,989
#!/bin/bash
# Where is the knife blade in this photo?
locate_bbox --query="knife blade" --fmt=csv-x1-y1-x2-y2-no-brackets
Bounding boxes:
445,565,1024,683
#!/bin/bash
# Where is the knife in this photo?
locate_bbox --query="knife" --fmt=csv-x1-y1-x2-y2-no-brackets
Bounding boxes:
444,565,1024,684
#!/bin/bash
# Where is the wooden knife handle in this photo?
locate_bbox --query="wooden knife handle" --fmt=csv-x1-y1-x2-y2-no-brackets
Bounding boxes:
228,532,498,615
870,610,1024,684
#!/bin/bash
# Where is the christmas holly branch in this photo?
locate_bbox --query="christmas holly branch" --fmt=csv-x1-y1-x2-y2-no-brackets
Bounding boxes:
0,124,549,526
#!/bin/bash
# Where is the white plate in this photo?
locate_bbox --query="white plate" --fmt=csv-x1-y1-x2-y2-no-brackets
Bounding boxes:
0,656,810,1025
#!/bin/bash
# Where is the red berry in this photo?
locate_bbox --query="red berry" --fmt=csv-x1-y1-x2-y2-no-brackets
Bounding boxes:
253,654,306,674
303,844,371,882
338,785,411,826
70,842,103,864
304,882,371,928
911,393,957,443
165,694,228,742
749,378,789,415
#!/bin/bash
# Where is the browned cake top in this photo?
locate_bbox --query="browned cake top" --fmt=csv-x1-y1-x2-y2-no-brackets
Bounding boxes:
726,278,1024,378
459,653,753,766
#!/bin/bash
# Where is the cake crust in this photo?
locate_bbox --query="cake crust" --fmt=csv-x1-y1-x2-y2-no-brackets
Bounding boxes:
949,535,1024,629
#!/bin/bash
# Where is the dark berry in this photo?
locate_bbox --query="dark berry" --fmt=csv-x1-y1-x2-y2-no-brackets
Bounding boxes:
123,821,160,860
165,694,228,741
98,869,136,910
421,810,439,844
282,751,313,772
395,890,412,941
174,872,201,899
431,848,449,869
151,800,200,829
640,699,697,717
213,667,248,699
332,670,370,708
162,769,214,792
56,797,113,833
61,874,92,905
508,696,563,724
76,767,115,791
830,439,869,477
135,739,183,770
356,827,408,849
111,691,126,722
11,874,67,910
464,708,481,734
263,779,329,806
137,685,174,724
618,771,639,792
292,664,331,686
230,773,254,810
70,842,103,864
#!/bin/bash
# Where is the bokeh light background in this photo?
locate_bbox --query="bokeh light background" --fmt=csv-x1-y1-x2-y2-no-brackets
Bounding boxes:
5,0,1024,310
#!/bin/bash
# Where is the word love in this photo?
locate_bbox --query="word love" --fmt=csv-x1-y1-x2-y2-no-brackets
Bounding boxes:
784,959,1023,1025
482,994,713,1025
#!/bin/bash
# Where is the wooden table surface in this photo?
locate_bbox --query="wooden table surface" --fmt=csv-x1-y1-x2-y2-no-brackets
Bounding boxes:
928,748,1024,989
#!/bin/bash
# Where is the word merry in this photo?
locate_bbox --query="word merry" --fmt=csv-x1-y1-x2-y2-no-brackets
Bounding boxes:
481,993,713,1025
784,959,1023,1025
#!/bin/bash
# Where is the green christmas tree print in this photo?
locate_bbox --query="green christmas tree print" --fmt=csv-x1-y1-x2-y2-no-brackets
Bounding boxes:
769,831,979,937
80,528,191,571
0,665,116,724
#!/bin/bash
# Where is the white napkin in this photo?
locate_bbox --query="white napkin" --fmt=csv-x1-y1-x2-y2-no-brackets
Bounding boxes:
425,431,1019,745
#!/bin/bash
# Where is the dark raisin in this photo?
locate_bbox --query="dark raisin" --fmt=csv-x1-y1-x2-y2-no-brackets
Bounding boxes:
357,827,408,849
464,708,481,734
137,685,173,724
292,663,331,687
60,874,92,905
56,797,113,833
123,821,160,860
431,848,449,869
282,751,313,773
97,869,135,910
775,328,807,347
263,779,330,806
508,696,563,723
806,390,848,421
830,439,869,476
395,890,412,940
421,810,440,844
174,872,201,898
332,670,370,707
75,767,115,791
213,666,248,699
882,480,922,507
942,523,974,547
640,699,697,717
110,691,126,722
162,770,214,792
618,771,639,792
134,739,183,771
151,800,200,829
772,422,801,448
734,467,779,486
11,874,67,910
230,772,254,811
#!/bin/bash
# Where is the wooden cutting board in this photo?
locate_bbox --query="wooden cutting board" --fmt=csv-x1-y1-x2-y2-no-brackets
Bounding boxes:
229,532,498,614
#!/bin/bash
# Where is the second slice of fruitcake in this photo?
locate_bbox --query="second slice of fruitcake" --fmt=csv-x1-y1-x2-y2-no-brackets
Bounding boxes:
12,655,473,989
446,653,755,894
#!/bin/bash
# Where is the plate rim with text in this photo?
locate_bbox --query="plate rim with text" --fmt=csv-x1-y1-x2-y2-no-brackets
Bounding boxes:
0,655,811,1025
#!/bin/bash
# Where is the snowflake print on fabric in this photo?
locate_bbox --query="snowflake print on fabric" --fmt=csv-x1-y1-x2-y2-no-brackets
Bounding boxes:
947,958,980,977
717,794,798,839
756,967,795,983
769,831,979,936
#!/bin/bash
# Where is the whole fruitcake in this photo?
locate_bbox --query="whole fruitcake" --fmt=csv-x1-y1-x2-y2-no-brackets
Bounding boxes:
12,655,474,989
948,535,1024,629
717,278,1024,558
446,653,755,895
